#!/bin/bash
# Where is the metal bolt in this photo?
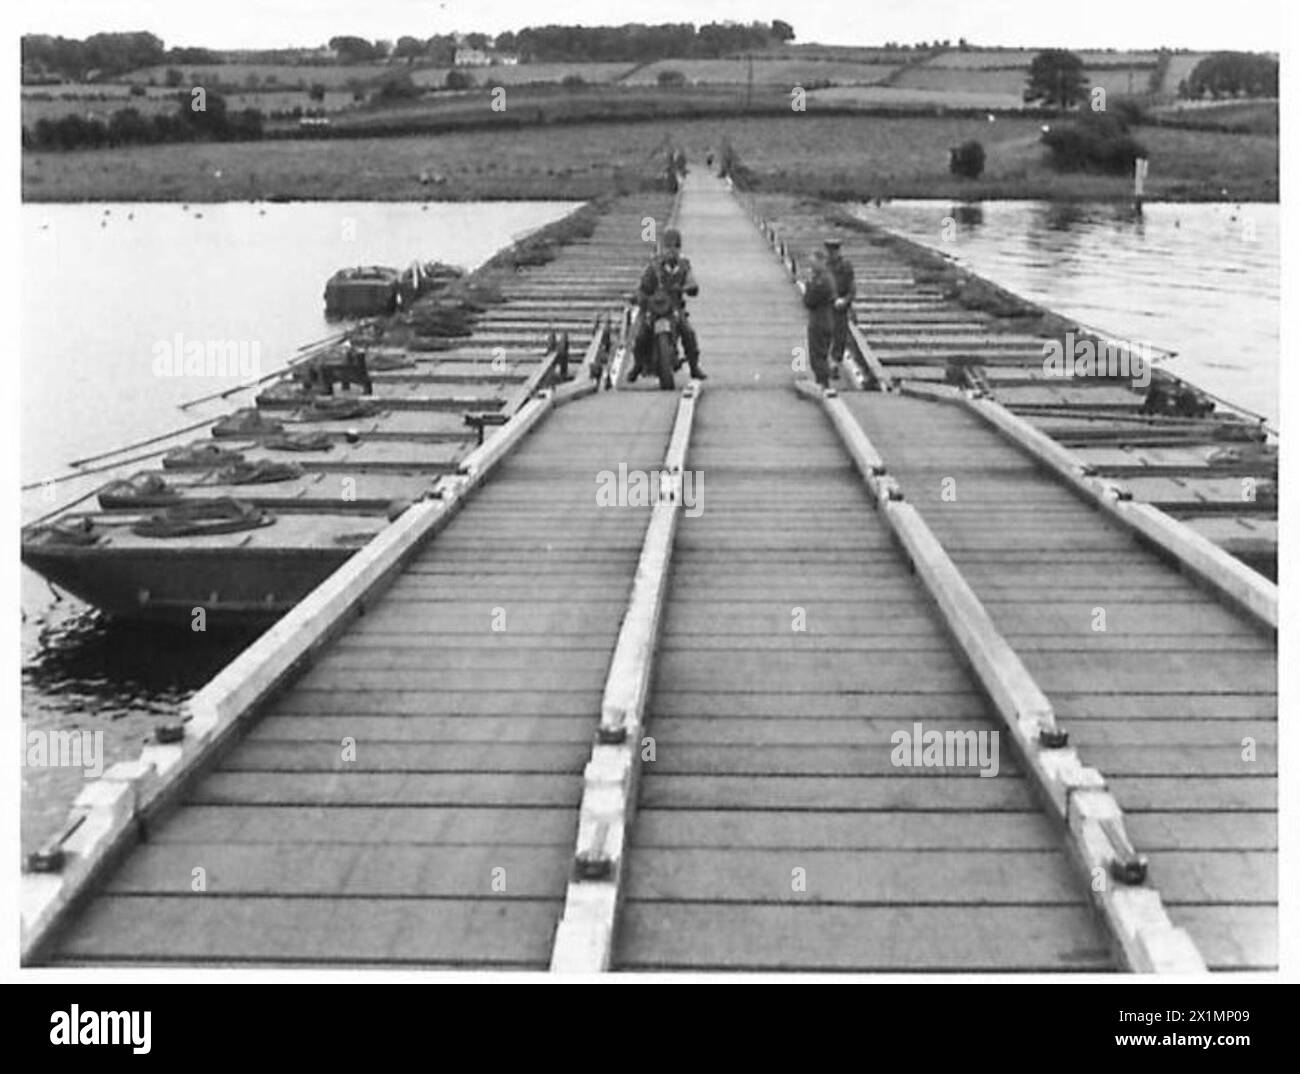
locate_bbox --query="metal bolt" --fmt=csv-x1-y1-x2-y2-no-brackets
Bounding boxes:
574,851,612,881
596,725,626,745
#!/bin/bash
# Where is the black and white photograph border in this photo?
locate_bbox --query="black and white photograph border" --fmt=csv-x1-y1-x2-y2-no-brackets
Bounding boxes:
3,0,1297,987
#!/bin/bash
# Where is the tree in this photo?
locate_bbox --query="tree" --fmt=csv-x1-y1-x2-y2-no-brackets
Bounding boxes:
1182,52,1278,98
107,107,153,146
82,32,165,76
464,32,491,51
425,34,457,65
309,83,326,102
1024,49,1089,109
949,140,986,178
179,90,229,135
444,69,475,90
494,31,518,53
376,72,422,99
657,69,686,87
168,46,220,65
393,36,425,61
771,20,795,43
164,66,184,87
1040,113,1146,174
329,36,378,64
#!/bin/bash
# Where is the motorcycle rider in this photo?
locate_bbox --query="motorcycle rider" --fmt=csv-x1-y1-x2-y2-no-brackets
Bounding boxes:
630,226,705,382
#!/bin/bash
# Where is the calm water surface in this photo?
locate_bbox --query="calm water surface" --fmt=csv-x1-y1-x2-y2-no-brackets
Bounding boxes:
852,200,1279,426
20,200,577,850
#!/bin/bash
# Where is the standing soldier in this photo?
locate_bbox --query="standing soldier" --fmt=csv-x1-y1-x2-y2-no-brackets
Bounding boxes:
801,251,837,388
823,238,855,379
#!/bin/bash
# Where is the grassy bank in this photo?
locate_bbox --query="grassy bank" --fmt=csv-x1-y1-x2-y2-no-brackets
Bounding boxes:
23,112,1278,203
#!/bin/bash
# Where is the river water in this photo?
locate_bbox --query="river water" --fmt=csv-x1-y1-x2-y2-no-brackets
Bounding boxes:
852,200,1279,426
20,200,577,852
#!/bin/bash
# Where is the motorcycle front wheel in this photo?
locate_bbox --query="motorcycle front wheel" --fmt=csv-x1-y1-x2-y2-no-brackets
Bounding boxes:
654,332,677,391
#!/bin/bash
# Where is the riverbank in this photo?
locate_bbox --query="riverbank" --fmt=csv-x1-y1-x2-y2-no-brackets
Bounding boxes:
22,112,1278,203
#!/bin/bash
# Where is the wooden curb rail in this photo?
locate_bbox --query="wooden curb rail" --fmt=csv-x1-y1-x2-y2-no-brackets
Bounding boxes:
900,382,1277,632
794,378,1207,973
744,199,894,392
550,380,702,972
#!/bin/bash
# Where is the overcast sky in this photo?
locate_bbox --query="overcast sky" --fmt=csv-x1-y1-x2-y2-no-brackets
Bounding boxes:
19,0,1286,52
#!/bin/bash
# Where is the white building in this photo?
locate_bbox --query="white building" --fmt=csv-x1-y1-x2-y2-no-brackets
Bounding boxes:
453,48,491,67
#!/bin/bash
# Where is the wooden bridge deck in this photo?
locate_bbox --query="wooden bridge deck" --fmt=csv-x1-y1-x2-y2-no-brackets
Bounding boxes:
841,393,1276,970
612,180,1110,971
29,171,1277,973
51,393,679,967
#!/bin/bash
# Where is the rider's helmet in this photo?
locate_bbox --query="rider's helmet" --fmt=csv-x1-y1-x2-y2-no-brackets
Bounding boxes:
662,228,683,252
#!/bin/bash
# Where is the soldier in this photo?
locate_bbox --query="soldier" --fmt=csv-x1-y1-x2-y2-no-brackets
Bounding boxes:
823,238,856,379
631,227,705,381
801,251,837,388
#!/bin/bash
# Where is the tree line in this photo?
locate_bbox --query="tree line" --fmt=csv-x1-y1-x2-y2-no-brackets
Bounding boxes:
22,32,222,81
1180,52,1278,98
24,22,799,80
24,93,263,151
334,23,796,63
506,21,795,62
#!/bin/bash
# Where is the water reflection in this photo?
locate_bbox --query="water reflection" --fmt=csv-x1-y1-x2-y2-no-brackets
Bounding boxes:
24,606,260,716
1040,202,1087,231
855,199,1278,425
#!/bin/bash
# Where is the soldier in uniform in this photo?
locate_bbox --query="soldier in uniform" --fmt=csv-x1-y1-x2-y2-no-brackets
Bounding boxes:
631,227,705,381
801,251,837,388
823,238,856,379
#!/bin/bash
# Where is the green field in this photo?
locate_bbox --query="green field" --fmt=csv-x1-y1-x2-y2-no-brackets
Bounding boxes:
23,121,666,201
700,114,1276,201
621,57,900,86
19,46,1243,135
21,86,358,125
1149,99,1278,134
22,42,1276,203
121,60,397,89
22,111,1278,203
891,64,1159,106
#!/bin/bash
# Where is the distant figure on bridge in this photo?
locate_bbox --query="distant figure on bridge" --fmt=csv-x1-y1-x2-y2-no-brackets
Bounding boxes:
802,251,838,388
823,238,856,379
664,149,687,192
631,226,705,382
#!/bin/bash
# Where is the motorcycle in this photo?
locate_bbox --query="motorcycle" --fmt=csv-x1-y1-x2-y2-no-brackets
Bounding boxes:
627,304,681,390
650,313,681,391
